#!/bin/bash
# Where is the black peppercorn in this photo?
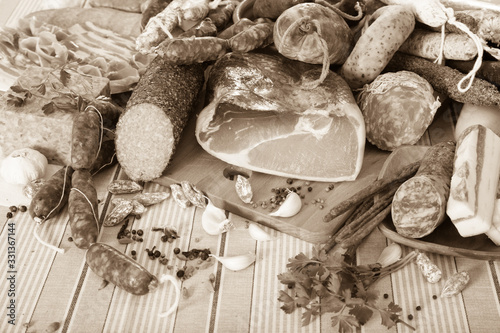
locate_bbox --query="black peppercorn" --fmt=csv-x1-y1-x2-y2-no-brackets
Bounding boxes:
176,270,185,278
161,235,169,242
9,206,17,212
131,250,137,256
137,229,144,236
173,247,181,255
19,205,27,212
6,212,13,219
416,306,421,311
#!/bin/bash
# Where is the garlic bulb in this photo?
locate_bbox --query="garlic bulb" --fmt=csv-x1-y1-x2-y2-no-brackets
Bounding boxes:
248,223,275,241
0,148,48,185
210,252,256,271
269,191,302,217
202,200,234,235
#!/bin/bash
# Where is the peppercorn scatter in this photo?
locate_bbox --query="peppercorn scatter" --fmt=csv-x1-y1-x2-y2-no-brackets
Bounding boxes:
175,248,211,261
6,205,27,219
116,219,145,244
143,246,169,265
251,178,328,213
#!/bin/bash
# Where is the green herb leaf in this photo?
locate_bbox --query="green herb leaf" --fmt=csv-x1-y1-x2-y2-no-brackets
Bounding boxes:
277,290,295,314
277,272,297,286
319,294,344,313
36,83,46,95
52,95,77,111
286,252,313,272
10,85,28,94
6,94,25,107
332,314,359,333
60,68,71,86
349,305,373,325
42,101,56,115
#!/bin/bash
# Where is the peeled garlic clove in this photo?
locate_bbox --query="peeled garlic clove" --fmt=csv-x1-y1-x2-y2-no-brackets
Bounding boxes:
376,243,402,267
210,252,256,271
202,200,234,235
269,191,302,217
248,223,275,241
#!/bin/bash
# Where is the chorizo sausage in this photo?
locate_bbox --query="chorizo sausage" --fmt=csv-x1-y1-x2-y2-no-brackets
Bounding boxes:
86,242,159,295
391,141,456,238
68,170,99,249
29,166,74,222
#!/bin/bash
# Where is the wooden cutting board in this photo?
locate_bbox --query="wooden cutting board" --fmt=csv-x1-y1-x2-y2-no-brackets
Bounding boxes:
153,110,391,244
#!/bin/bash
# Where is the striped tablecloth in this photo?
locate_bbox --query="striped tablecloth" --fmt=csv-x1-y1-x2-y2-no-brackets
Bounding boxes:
1,1,500,332
0,106,499,333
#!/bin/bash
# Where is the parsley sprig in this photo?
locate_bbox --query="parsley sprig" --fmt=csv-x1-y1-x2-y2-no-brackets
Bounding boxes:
6,66,91,114
277,247,417,331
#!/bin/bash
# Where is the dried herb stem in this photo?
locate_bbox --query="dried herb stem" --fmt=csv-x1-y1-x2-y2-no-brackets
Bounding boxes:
323,160,420,222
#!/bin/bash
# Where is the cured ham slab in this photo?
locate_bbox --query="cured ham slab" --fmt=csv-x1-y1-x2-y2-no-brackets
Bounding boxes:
195,51,365,182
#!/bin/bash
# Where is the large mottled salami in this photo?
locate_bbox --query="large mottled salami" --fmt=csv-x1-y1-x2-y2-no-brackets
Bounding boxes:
391,141,456,238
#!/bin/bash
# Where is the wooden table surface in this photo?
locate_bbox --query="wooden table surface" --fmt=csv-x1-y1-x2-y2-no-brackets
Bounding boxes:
1,1,500,333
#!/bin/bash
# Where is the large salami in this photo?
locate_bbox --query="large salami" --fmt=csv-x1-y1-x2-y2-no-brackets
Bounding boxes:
391,141,456,238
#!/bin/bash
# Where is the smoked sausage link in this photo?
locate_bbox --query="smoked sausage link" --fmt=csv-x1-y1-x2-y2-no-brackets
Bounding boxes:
391,141,456,238
86,243,158,296
68,170,99,249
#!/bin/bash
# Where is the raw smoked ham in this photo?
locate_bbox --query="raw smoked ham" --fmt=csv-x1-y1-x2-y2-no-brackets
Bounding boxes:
195,52,365,182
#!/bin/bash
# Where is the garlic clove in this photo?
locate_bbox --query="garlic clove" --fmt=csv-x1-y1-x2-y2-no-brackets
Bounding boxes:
248,223,275,241
202,200,234,235
269,191,302,217
210,252,256,271
376,243,402,267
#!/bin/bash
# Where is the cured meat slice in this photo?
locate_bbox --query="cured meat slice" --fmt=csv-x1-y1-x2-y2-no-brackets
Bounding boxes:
195,52,365,182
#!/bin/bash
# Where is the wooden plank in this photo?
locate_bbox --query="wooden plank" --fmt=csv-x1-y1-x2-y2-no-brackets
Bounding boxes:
172,205,220,333
213,214,257,333
63,178,224,333
456,258,500,333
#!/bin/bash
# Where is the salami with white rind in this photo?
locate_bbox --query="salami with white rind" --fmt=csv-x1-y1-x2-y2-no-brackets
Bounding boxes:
391,141,455,238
